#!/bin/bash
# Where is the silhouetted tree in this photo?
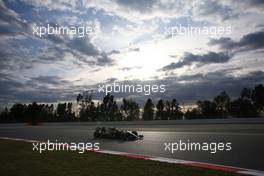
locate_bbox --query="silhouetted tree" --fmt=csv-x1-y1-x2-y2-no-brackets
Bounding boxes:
77,91,94,121
0,108,9,122
164,100,171,120
197,100,217,118
56,103,75,121
156,99,165,120
142,98,154,120
214,91,230,118
121,98,140,121
252,84,264,112
56,103,67,121
185,108,201,119
229,88,257,117
25,102,43,124
100,93,120,121
10,103,27,122
170,99,182,120
1,84,264,124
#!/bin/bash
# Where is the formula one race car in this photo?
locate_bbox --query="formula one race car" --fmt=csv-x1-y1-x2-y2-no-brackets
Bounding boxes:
93,127,143,140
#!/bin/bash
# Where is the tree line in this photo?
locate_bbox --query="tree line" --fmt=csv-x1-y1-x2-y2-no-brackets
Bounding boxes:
0,102,75,124
0,84,263,123
185,84,264,119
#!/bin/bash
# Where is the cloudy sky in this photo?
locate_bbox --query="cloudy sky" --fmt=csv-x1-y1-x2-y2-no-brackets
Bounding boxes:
0,0,264,107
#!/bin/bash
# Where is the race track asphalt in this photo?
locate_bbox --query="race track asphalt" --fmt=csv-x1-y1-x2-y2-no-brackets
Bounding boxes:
0,122,264,171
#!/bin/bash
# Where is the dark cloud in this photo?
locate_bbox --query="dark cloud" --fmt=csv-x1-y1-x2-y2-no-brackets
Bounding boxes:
0,1,29,36
30,76,70,85
158,72,263,104
0,1,115,70
104,78,118,83
66,38,100,56
129,47,140,52
249,0,264,5
160,52,231,71
119,66,142,71
0,50,11,69
0,74,79,106
116,0,157,13
45,34,65,44
119,67,132,71
194,0,236,21
97,52,115,66
0,38,38,71
0,69,263,106
0,73,23,96
108,50,121,55
44,34,115,66
239,0,264,9
169,55,177,58
37,46,67,62
209,31,264,52
88,70,264,105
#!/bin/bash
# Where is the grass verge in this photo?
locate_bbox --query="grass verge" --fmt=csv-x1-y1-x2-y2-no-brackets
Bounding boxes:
0,139,242,176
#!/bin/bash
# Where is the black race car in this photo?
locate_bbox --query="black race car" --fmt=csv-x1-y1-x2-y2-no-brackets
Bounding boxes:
93,127,143,140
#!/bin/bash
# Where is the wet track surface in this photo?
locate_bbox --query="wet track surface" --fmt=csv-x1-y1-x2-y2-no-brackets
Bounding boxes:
0,123,264,171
